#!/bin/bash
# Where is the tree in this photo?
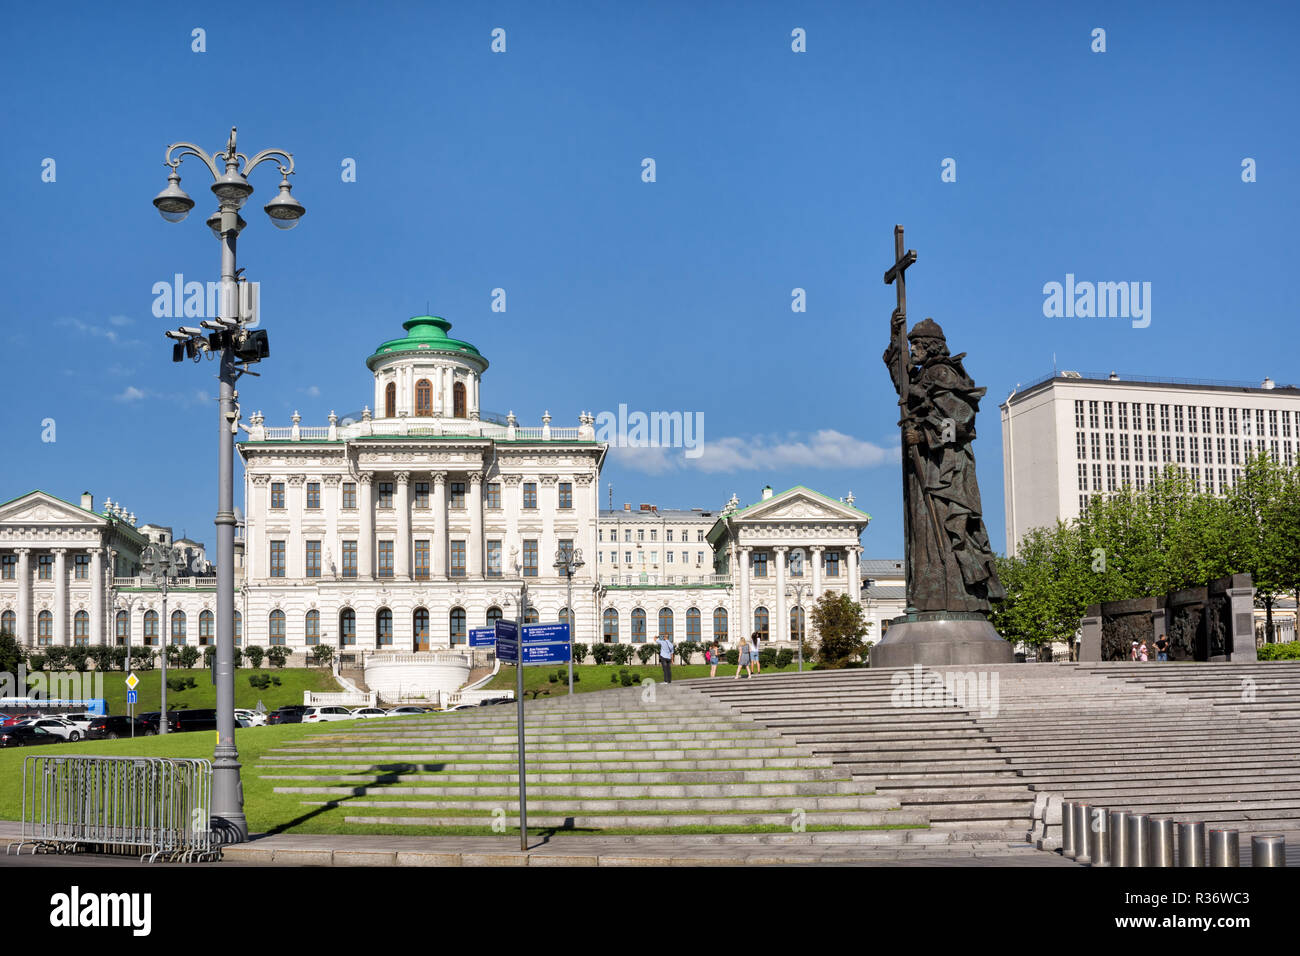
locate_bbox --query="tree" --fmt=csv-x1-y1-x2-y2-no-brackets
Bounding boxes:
267,646,289,668
810,592,869,668
0,630,24,677
244,645,265,669
179,645,201,669
311,644,335,668
636,644,657,665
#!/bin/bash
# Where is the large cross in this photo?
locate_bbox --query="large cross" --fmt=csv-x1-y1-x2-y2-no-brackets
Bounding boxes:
883,223,917,318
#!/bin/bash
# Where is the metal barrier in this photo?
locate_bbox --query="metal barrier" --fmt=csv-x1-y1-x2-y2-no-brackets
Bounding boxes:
5,755,217,863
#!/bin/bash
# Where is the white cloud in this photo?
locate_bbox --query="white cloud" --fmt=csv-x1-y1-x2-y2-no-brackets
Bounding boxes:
116,386,148,402
608,429,898,475
107,315,133,327
303,385,321,397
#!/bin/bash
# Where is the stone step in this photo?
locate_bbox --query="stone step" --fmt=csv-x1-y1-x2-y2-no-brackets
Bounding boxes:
256,757,835,772
341,809,926,828
298,793,895,812
270,780,870,799
255,767,851,784
267,745,812,758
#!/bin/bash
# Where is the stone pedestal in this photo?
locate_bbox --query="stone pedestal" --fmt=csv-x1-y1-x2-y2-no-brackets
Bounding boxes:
870,611,1014,668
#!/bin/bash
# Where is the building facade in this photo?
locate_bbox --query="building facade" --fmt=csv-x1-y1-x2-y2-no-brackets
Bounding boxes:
1001,371,1300,555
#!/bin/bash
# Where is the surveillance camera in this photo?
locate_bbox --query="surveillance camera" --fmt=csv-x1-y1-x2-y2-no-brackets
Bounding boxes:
179,326,206,337
164,330,189,341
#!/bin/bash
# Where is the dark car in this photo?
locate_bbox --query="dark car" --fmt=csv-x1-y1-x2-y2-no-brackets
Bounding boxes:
267,706,307,726
169,709,218,733
84,716,150,740
138,712,178,734
0,725,61,748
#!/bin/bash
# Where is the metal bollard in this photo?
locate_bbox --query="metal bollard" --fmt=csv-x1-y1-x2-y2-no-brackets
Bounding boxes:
1126,813,1151,867
1251,835,1286,867
1110,810,1130,868
1073,803,1092,864
1061,801,1076,858
1148,817,1175,867
1088,806,1111,867
1178,822,1207,867
1209,828,1239,867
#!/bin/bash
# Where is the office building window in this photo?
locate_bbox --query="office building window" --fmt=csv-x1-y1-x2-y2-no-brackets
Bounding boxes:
1074,400,1085,428
450,607,467,644
558,482,573,509
450,540,466,577
631,608,647,643
1103,402,1114,429
753,607,769,640
603,608,619,643
1077,433,1087,459
377,608,393,647
0,554,13,580
305,610,319,645
826,552,841,577
753,552,768,578
713,607,728,642
414,482,429,509
342,540,357,578
1088,401,1099,428
342,482,357,509
658,607,674,638
414,540,429,580
200,611,215,645
1117,403,1128,430
268,610,285,646
523,540,538,577
486,483,500,509
306,482,320,509
271,482,285,509
305,540,321,577
74,553,90,579
339,608,356,645
449,482,465,509
377,540,393,578
377,481,393,509
270,541,285,577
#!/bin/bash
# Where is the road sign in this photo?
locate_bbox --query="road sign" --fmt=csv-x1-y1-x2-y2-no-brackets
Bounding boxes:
495,619,521,663
469,626,496,648
522,622,570,644
126,690,138,705
125,673,139,691
496,622,571,665
518,641,571,665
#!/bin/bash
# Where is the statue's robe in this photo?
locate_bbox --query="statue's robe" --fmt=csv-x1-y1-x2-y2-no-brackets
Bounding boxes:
883,344,1005,613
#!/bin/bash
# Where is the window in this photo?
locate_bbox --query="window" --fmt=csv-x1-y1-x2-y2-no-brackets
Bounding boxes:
74,554,90,580
38,610,54,645
667,551,674,564
753,552,768,578
377,540,393,578
305,610,319,645
658,608,674,638
631,608,647,643
414,608,429,648
449,482,465,509
377,481,393,509
271,482,285,509
1270,409,1279,437
1118,403,1128,430
1119,433,1129,461
637,529,645,542
603,608,619,643
171,610,187,645
385,381,396,418
342,540,357,578
713,607,728,642
115,610,128,644
0,554,13,579
306,482,320,509
38,554,53,579
342,482,357,509
234,611,242,646
1088,401,1099,428
523,483,537,509
826,552,841,577
450,607,467,644
487,606,503,627
416,379,432,416
1132,403,1143,429
376,608,393,647
687,608,701,641
624,529,632,543
525,608,539,624
487,540,502,577
1229,408,1238,435
1103,402,1113,429
625,552,632,564
1146,404,1156,431
1173,405,1184,432
1090,432,1100,459
753,607,769,641
559,482,573,509
450,540,466,577
414,482,429,509
1074,400,1085,428
306,540,321,578
486,483,501,509
697,531,705,542
339,608,356,645
1,610,14,636
697,551,705,565
790,605,805,643
1077,463,1088,491
1105,433,1115,461
414,540,430,580
558,539,574,568
1076,433,1087,459
268,610,285,646
523,540,538,577
270,541,285,577
453,381,466,418
200,610,214,645
74,610,89,646
1160,405,1170,432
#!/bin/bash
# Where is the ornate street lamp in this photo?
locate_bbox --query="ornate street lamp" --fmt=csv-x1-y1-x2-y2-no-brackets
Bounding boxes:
152,126,304,844
786,582,811,673
140,544,185,732
553,546,584,694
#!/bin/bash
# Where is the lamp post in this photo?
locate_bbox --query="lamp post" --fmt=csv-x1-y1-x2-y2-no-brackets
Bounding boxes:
786,582,811,673
140,544,184,733
553,546,584,694
152,126,305,844
113,591,141,735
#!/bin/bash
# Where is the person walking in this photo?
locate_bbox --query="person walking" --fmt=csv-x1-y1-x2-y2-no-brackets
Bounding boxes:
707,642,720,678
1154,633,1169,662
657,630,675,683
1138,640,1149,662
1130,641,1139,661
749,631,761,675
735,637,751,678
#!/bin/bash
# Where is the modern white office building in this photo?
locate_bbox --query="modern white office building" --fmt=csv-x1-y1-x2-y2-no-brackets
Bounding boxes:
1001,371,1300,555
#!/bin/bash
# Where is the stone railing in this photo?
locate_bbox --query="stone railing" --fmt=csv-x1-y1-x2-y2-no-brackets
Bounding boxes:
602,573,730,587
257,418,587,443
303,689,377,708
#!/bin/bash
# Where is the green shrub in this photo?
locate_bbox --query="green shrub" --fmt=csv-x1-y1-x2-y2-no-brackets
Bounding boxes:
244,645,265,669
110,646,130,670
45,646,69,669
167,676,196,692
203,646,217,666
725,648,739,666
610,672,619,683
571,643,589,665
677,641,699,665
311,644,335,667
547,671,558,683
775,648,794,669
179,645,201,669
759,647,777,667
1258,641,1300,660
267,645,289,668
636,644,657,665
592,643,615,665
613,644,636,666
619,668,635,687
67,647,91,672
27,653,46,672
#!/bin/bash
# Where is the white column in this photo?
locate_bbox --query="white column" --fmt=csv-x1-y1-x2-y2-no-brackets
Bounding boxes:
324,475,340,577
541,475,557,581
395,471,411,579
248,476,267,581
15,548,31,644
53,548,68,646
90,547,104,646
358,474,374,579
431,472,447,578
503,475,520,574
738,546,751,642
774,545,787,645
469,473,484,578
288,475,305,579
849,546,861,602
810,545,824,602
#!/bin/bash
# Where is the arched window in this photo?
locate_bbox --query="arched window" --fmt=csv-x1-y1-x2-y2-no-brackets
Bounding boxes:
713,607,728,642
631,608,647,643
305,610,320,645
2,609,17,638
486,606,503,627
199,610,214,645
658,607,673,638
687,607,701,641
453,381,467,418
416,379,432,416
234,610,243,646
602,608,618,643
115,610,129,645
143,610,158,646
790,605,805,644
385,381,396,418
37,610,53,645
449,607,467,644
268,610,285,646
413,607,429,651
376,608,393,647
753,607,769,641
171,610,187,645
525,607,539,624
559,607,574,634
74,610,89,646
339,608,356,646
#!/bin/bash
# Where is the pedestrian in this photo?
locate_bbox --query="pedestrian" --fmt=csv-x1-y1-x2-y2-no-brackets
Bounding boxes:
1130,641,1139,661
735,636,750,678
1154,633,1169,662
1138,640,1149,662
750,631,761,675
657,629,674,683
707,642,720,678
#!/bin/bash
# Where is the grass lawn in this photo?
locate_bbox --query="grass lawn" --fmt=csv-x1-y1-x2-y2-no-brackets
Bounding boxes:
70,667,343,715
483,661,814,700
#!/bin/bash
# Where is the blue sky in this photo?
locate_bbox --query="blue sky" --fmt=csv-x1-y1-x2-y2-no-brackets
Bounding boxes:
3,0,1297,557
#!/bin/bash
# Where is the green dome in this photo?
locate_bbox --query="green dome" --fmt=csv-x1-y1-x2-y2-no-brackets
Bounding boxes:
365,315,487,370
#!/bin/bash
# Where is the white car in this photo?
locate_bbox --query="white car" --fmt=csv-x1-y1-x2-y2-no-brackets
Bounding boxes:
385,706,429,716
301,705,355,723
235,709,267,727
350,707,388,719
26,717,82,741
59,713,96,730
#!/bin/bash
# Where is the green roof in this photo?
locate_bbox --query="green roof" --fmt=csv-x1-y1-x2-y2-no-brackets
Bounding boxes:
366,315,488,371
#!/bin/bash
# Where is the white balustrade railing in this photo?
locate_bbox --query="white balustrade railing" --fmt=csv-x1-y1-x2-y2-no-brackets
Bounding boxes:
255,417,586,442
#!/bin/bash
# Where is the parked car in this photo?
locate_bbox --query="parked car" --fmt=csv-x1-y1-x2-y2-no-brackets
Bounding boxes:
477,697,513,707
235,709,267,727
136,712,178,734
385,706,429,716
84,716,151,740
0,725,61,748
267,706,308,725
301,705,355,723
25,718,83,741
59,713,97,730
350,707,388,719
169,709,218,734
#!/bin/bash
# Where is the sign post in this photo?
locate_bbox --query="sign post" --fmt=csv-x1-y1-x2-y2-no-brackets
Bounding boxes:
125,672,139,738
494,616,525,850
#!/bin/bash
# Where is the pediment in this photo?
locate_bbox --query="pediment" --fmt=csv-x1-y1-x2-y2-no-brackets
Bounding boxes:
732,487,867,525
0,492,105,528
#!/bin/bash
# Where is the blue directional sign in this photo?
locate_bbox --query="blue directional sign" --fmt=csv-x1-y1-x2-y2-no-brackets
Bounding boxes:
518,622,571,665
522,622,570,644
469,627,496,648
494,619,521,663
126,690,138,705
